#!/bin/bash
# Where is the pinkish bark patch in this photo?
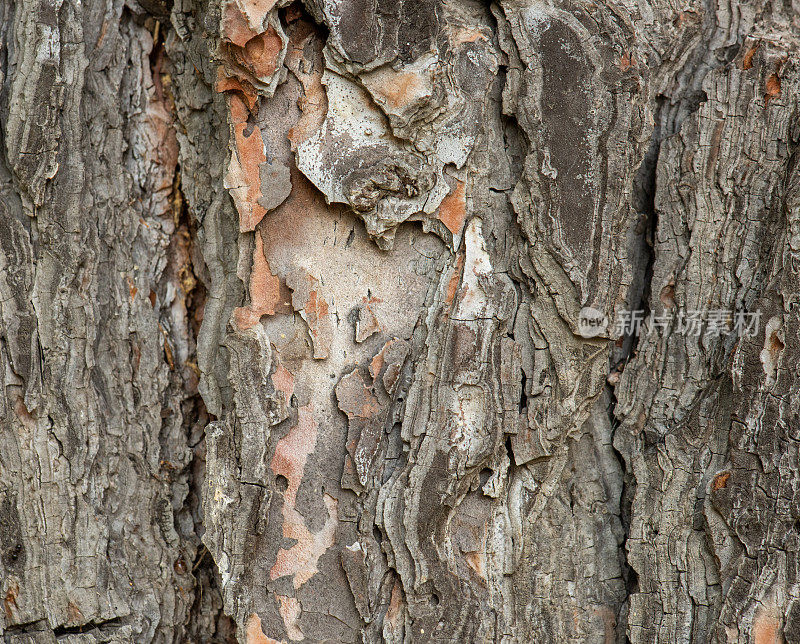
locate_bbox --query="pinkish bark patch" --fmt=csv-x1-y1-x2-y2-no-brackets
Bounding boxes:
270,405,338,588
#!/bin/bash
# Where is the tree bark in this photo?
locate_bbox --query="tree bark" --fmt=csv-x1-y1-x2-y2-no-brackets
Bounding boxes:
1,0,798,642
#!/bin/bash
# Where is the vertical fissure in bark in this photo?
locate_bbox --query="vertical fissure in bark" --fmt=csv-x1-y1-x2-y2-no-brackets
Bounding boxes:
149,16,236,633
607,386,638,642
608,85,667,641
171,162,236,640
607,17,741,618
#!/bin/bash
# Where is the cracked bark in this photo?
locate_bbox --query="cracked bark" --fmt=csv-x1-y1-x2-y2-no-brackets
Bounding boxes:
1,0,798,642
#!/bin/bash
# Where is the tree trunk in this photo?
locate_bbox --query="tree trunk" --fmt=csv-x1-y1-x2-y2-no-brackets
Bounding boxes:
1,0,798,641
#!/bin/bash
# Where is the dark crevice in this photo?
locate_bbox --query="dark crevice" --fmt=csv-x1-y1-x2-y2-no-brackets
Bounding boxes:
607,385,639,644
185,544,238,643
4,617,126,637
607,12,741,634
608,161,657,643
144,15,233,637
501,113,528,189
607,92,664,644
52,618,124,637
275,474,289,492
162,27,235,629
178,185,236,642
504,434,516,468
159,84,233,638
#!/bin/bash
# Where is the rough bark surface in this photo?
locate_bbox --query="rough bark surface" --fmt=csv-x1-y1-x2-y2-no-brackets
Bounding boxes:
0,0,798,642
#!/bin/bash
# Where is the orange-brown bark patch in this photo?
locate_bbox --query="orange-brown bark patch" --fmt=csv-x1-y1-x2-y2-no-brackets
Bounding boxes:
306,288,328,318
286,270,333,359
355,296,382,343
245,613,284,644
452,28,488,45
270,405,317,504
769,331,785,357
464,551,486,580
216,70,259,111
4,583,19,623
765,73,781,106
368,338,410,395
270,495,338,588
445,252,465,306
659,282,676,308
742,42,760,70
221,0,279,47
222,0,255,47
386,580,404,630
337,369,381,421
271,364,295,400
712,471,731,490
127,276,137,301
592,605,618,644
220,0,283,93
13,396,35,430
369,351,385,382
66,600,84,625
235,26,283,80
753,606,784,644
234,234,281,329
438,180,466,235
141,57,179,219
619,51,637,71
375,71,425,109
226,93,268,232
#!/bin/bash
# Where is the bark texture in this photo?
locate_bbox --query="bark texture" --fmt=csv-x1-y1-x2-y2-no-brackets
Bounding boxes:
0,0,799,642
